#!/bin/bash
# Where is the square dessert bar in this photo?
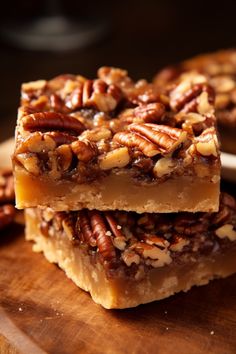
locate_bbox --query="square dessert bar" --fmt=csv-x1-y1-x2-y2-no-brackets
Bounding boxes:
14,67,220,213
25,193,236,309
154,49,236,154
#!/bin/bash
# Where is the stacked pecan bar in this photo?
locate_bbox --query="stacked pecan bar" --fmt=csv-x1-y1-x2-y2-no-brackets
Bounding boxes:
13,66,236,309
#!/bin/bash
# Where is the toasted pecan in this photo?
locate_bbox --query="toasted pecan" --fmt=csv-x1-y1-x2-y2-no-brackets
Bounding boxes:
22,112,85,135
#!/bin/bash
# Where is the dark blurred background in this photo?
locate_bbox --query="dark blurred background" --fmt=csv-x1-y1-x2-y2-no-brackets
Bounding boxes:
1,0,236,142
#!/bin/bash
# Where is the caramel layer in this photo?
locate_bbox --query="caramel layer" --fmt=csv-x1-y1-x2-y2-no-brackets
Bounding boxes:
16,168,219,212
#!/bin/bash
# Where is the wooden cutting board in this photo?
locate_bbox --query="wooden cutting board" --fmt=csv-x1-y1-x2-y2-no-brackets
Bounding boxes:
1,139,236,354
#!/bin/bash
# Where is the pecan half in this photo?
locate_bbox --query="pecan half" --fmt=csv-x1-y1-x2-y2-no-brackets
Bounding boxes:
133,103,165,123
79,210,96,247
129,123,187,154
104,212,126,250
0,205,15,230
89,210,116,261
22,112,85,135
113,131,160,157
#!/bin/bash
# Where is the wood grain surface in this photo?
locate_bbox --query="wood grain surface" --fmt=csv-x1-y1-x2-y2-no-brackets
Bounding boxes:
1,140,236,354
1,226,236,354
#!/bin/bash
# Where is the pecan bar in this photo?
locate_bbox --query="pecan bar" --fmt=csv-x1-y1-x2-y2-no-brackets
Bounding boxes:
25,193,236,309
14,68,220,212
154,49,236,154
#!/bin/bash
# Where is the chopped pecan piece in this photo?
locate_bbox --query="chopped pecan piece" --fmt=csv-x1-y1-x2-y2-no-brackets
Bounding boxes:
97,66,131,87
56,144,73,171
153,157,175,178
169,235,190,252
99,147,130,170
215,224,236,241
16,153,40,176
22,80,46,93
71,140,98,162
62,215,77,241
133,242,172,267
195,127,218,157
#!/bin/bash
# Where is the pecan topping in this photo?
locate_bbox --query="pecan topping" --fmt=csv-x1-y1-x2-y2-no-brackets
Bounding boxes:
16,65,220,184
22,112,85,134
89,211,116,261
71,140,98,162
129,123,187,154
0,205,15,231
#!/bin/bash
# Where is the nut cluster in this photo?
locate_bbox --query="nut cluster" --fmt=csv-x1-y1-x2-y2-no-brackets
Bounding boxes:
0,169,15,230
39,192,236,279
15,66,219,184
154,50,236,128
